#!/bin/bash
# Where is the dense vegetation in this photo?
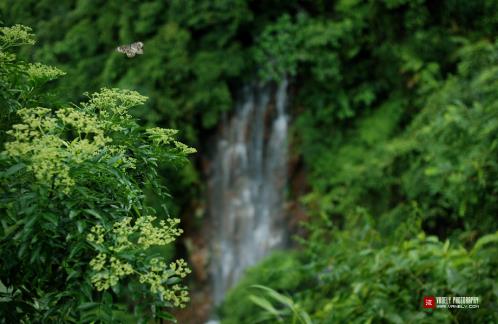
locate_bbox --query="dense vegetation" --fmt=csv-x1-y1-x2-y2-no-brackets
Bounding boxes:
0,25,194,322
2,0,498,323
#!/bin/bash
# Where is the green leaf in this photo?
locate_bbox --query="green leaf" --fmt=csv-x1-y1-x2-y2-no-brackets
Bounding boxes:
298,310,313,324
77,302,100,311
2,163,26,177
76,221,86,234
157,311,178,323
42,212,58,226
251,285,293,307
472,232,498,253
84,209,104,220
249,295,283,319
166,277,181,285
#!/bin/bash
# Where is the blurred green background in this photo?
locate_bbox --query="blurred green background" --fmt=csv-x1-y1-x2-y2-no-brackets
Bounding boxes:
2,0,498,323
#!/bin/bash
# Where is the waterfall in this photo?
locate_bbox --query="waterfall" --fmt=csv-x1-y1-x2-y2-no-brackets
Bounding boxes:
207,78,290,304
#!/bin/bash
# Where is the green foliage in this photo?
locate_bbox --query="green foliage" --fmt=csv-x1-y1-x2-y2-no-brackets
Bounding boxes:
0,25,194,323
0,0,253,140
4,1,498,323
219,252,306,324
219,2,498,323
222,218,498,323
254,14,300,81
0,0,254,217
300,225,498,323
303,39,498,242
249,285,312,324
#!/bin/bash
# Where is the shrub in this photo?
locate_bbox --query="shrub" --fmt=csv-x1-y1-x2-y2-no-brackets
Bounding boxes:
0,25,194,323
219,252,307,324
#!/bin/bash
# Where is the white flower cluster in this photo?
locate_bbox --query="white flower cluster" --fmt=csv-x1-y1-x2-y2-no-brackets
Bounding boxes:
87,216,191,307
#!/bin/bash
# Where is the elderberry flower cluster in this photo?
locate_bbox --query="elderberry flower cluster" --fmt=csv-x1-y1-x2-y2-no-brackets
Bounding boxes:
4,106,112,193
146,127,179,145
146,127,197,154
138,258,191,307
86,224,105,244
84,88,147,120
86,216,191,307
169,259,191,278
136,216,184,248
3,88,180,193
87,216,184,252
0,25,35,48
27,63,65,82
88,253,134,291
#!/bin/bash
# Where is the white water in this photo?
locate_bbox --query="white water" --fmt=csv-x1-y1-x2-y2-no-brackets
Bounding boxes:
207,79,289,304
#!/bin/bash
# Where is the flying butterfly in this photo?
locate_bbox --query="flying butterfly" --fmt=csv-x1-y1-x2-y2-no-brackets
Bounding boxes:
116,41,144,58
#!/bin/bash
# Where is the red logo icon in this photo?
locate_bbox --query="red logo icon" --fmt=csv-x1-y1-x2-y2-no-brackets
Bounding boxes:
423,296,436,309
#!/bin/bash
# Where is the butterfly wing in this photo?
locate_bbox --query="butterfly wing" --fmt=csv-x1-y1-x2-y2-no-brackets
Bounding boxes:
131,42,144,55
117,42,143,57
116,46,126,54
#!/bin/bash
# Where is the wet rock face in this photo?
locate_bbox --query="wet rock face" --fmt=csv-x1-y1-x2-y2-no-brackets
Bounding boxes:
207,79,290,304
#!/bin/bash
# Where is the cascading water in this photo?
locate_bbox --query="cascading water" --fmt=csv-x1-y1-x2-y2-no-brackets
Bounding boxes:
207,78,290,304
